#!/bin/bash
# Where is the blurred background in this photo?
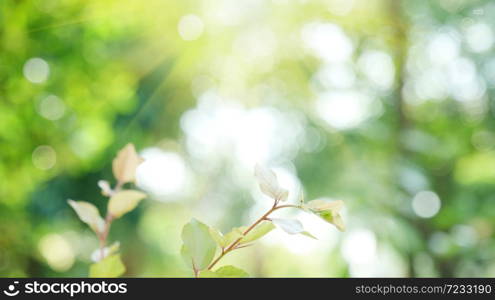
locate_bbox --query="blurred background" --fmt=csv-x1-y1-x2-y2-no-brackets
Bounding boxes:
1,0,495,277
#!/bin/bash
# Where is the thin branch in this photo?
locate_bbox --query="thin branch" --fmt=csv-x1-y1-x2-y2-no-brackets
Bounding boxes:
206,203,301,271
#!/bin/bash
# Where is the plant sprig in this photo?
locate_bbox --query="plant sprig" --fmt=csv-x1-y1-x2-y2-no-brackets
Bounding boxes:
181,165,345,278
68,143,146,277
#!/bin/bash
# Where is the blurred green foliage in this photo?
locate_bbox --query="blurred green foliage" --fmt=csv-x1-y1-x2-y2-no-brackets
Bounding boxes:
1,0,495,277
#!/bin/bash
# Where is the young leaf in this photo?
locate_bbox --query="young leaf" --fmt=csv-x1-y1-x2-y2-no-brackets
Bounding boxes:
209,227,227,248
181,218,217,271
223,228,244,246
107,190,146,218
215,265,249,278
208,227,243,248
300,231,318,240
112,143,144,184
91,242,120,262
306,199,344,212
239,221,275,244
254,164,289,202
318,210,345,232
271,218,316,239
278,189,289,202
199,265,249,278
198,270,218,278
305,199,345,232
89,254,125,278
67,200,105,234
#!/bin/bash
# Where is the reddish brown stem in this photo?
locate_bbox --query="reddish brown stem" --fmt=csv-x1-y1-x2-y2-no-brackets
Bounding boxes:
98,214,114,260
206,203,300,271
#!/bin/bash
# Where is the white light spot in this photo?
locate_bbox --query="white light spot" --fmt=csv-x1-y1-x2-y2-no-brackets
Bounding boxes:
465,23,493,53
358,50,395,90
315,91,377,130
398,166,429,193
232,28,277,71
427,33,460,65
451,225,477,247
341,229,377,264
313,63,355,89
178,14,204,41
37,95,65,121
38,234,74,272
301,22,353,62
180,93,303,168
32,145,56,170
428,231,451,254
23,57,50,84
446,58,485,103
412,190,441,218
136,148,188,199
413,68,448,101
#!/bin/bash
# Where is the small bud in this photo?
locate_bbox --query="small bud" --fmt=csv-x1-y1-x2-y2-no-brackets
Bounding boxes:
98,180,113,197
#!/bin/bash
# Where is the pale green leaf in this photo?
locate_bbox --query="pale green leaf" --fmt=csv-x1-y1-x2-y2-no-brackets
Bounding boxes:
254,165,288,201
198,270,218,278
301,231,318,240
107,190,146,218
215,265,249,278
112,143,144,184
223,228,244,246
91,241,120,262
240,221,275,244
181,218,217,271
209,227,227,248
319,210,345,232
305,199,344,212
199,266,249,278
67,200,105,234
89,254,125,278
305,199,345,232
278,189,289,202
272,218,316,238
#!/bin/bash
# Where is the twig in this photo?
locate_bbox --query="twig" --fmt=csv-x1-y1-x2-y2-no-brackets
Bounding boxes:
207,203,300,271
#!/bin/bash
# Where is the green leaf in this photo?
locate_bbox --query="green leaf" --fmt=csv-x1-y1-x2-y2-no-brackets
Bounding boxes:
223,228,244,246
198,270,218,278
215,265,250,278
215,265,249,278
181,218,217,271
209,227,227,248
107,190,146,218
305,200,345,232
301,231,318,240
199,265,250,278
318,210,345,232
240,221,275,244
209,227,245,248
89,254,125,278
